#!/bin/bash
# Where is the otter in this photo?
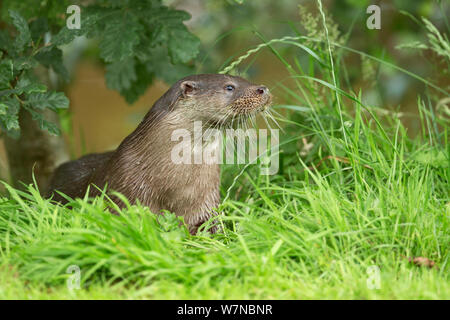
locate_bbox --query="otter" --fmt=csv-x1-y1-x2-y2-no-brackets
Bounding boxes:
47,74,271,234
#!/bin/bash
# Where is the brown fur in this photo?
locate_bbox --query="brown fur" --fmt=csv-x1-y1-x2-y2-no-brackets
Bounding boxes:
47,74,271,234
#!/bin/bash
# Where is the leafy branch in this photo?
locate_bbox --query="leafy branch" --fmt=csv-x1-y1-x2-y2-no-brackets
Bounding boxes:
0,0,201,138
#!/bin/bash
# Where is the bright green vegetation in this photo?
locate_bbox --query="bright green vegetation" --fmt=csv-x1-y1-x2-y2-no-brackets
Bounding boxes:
0,2,449,299
0,107,448,299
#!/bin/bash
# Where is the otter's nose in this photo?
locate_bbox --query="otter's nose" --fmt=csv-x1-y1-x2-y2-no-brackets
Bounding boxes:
256,86,269,95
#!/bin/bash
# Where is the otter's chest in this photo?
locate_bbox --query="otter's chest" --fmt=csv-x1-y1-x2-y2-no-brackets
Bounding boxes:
148,162,221,216
163,162,220,198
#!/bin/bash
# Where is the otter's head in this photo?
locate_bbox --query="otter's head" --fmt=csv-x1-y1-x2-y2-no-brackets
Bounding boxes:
170,74,271,126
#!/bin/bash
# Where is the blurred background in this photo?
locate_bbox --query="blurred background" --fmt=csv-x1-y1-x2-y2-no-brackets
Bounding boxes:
0,0,448,182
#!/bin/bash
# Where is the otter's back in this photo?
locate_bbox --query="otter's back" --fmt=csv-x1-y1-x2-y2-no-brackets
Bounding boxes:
47,152,113,202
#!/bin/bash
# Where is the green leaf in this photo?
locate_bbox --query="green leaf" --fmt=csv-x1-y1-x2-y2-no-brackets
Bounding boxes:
29,17,49,42
0,60,14,89
99,12,142,62
52,28,82,48
142,7,199,64
0,96,20,134
25,91,69,111
0,96,19,116
103,0,134,7
119,62,154,104
105,58,137,92
9,10,32,53
27,108,61,135
0,103,6,116
5,117,20,131
145,7,191,26
51,9,99,47
0,30,14,53
16,77,47,95
167,26,200,64
0,89,20,98
35,47,69,81
148,24,168,46
148,47,194,84
13,56,38,71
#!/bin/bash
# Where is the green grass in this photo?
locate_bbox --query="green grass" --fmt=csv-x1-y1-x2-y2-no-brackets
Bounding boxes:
0,3,449,299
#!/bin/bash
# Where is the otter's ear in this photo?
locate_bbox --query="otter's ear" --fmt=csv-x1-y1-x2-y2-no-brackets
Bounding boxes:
180,81,197,97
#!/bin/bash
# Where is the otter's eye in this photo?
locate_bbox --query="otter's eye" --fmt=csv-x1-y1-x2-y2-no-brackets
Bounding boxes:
225,85,235,92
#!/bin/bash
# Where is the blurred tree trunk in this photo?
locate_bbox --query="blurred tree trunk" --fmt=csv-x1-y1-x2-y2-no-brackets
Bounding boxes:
4,67,69,192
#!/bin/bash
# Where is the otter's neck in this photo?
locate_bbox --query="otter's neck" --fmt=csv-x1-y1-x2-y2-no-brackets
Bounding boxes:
116,108,221,167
